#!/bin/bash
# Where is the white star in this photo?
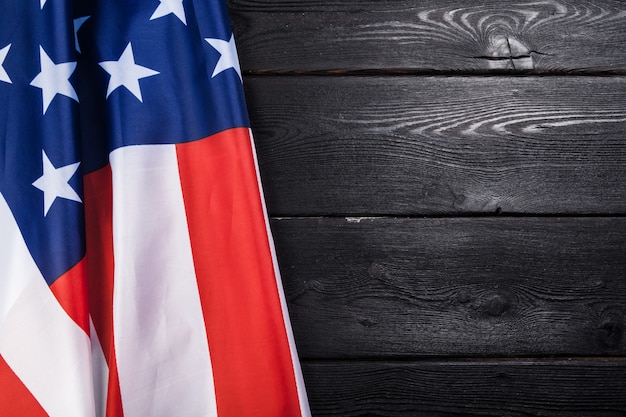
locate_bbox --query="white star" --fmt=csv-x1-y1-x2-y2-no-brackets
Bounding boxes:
30,46,78,114
40,0,47,9
0,44,11,84
150,0,186,25
74,16,90,53
205,34,242,82
32,150,82,217
99,43,159,102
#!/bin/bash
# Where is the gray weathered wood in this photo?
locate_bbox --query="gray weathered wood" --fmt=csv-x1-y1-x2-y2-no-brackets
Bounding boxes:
229,3,626,415
272,217,626,358
301,359,626,416
246,76,626,216
229,0,626,73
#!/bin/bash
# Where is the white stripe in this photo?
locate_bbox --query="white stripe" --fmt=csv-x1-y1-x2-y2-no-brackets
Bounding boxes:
0,192,95,417
90,318,109,417
109,145,217,417
248,130,312,417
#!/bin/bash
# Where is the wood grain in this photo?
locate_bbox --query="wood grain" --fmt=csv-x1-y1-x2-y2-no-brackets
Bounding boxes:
228,0,626,73
229,3,626,415
245,75,626,216
272,217,626,358
301,359,626,416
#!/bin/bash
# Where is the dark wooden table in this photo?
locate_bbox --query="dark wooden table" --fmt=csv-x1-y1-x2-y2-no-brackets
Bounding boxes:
229,1,626,415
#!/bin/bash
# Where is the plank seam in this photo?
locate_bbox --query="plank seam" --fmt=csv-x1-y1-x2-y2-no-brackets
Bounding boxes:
243,70,626,77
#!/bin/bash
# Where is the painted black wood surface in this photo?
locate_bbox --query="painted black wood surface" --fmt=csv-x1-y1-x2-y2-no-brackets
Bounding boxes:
273,217,626,359
228,0,626,415
229,0,626,73
245,76,626,216
302,360,626,417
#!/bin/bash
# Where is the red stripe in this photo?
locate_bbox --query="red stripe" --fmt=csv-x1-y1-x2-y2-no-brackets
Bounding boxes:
104,354,123,417
0,355,48,417
84,165,123,417
49,258,89,334
176,128,302,417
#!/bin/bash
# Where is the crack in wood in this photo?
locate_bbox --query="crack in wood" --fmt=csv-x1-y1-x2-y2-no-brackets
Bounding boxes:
474,35,546,70
506,37,516,70
472,54,536,61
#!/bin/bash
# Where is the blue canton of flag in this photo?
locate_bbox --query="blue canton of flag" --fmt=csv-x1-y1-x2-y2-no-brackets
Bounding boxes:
1,0,248,285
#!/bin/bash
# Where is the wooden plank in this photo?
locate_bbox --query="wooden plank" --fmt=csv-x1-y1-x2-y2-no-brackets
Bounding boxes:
228,0,626,73
245,76,626,216
272,217,626,358
301,359,626,416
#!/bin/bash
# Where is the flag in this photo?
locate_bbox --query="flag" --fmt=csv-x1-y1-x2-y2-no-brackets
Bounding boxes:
0,1,310,416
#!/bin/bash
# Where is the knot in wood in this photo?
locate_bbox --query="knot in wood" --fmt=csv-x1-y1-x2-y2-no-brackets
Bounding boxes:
368,263,383,279
358,317,377,328
484,35,534,70
483,293,509,317
489,35,529,58
456,290,471,304
596,312,624,349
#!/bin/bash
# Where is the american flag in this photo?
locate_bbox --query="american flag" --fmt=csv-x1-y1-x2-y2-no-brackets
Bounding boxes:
0,1,310,416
